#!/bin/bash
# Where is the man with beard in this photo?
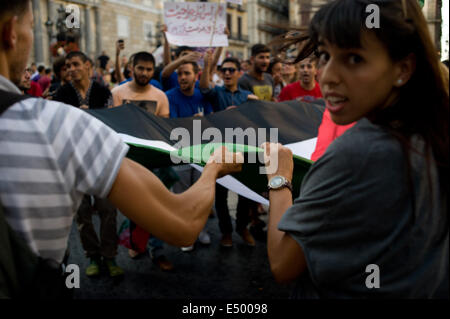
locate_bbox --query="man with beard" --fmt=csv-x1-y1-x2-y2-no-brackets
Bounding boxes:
278,56,322,103
112,51,169,116
160,24,227,92
17,67,31,94
23,65,43,97
238,44,274,101
166,61,212,117
161,46,202,92
112,52,174,271
167,61,213,251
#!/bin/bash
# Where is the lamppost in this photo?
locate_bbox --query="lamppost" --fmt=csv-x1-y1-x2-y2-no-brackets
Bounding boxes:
55,5,67,37
45,18,54,42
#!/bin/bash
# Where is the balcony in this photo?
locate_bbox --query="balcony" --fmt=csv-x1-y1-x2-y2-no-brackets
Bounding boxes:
257,22,284,35
229,33,249,43
227,2,247,11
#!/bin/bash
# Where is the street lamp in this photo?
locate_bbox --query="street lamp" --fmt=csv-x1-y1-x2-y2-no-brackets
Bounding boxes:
56,5,65,34
45,18,54,41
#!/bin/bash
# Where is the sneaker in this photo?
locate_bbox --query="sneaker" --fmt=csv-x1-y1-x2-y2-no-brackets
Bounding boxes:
85,257,101,277
220,233,233,247
198,230,211,245
104,258,124,277
180,245,194,252
238,228,256,247
153,255,174,271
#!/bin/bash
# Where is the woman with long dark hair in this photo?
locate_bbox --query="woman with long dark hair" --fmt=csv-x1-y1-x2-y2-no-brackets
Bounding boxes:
264,0,448,298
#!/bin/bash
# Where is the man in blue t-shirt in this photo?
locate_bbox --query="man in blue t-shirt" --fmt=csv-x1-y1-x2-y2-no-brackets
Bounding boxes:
166,61,212,251
166,61,212,118
160,46,200,92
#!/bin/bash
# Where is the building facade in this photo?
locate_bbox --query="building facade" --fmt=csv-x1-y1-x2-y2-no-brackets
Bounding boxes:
289,0,446,56
31,0,167,66
29,0,447,67
225,1,250,60
247,0,289,50
422,0,444,56
441,0,449,60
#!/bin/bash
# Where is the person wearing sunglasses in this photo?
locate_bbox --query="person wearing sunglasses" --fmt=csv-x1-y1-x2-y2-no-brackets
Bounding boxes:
199,51,258,247
200,52,258,112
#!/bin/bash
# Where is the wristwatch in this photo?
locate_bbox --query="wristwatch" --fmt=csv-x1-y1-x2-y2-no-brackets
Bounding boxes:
267,176,292,192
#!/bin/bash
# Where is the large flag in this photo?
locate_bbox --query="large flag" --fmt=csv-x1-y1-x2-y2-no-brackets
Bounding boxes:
87,100,324,203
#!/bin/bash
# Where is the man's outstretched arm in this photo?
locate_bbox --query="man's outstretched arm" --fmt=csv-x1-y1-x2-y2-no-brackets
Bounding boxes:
108,149,243,247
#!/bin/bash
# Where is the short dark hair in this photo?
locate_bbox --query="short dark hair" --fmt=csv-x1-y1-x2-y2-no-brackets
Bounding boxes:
132,51,155,67
37,65,45,73
45,68,52,75
53,57,66,78
65,51,88,63
0,0,30,19
221,57,241,71
175,46,194,58
251,44,270,57
179,61,199,74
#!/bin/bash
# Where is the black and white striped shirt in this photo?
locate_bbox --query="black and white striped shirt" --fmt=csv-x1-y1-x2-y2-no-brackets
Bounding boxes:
0,75,129,263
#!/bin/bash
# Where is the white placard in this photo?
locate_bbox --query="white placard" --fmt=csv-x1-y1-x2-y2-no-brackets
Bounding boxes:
163,2,228,47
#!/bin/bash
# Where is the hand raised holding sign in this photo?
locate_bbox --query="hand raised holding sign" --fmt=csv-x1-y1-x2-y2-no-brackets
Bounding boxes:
182,51,203,63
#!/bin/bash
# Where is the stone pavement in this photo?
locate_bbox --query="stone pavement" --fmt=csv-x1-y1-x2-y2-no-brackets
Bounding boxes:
67,191,294,299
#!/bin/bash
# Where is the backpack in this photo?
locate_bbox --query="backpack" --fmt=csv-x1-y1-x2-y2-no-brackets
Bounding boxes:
0,90,72,299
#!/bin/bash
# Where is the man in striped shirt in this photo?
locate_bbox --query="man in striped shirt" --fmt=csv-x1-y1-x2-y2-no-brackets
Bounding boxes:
0,0,242,295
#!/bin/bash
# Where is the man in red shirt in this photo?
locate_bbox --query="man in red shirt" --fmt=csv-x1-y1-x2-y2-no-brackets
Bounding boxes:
278,56,322,102
37,68,51,93
278,56,355,161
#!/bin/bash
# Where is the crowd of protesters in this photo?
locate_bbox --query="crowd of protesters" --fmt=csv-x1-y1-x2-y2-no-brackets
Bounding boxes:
18,24,331,278
1,0,449,299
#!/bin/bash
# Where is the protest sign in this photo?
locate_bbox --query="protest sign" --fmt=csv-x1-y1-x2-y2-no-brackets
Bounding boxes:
164,2,228,47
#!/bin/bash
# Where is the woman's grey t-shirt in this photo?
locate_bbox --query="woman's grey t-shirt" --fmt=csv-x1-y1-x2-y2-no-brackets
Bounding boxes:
278,118,448,298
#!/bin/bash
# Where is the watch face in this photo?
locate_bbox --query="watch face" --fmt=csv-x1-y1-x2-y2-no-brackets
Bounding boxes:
270,176,284,188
